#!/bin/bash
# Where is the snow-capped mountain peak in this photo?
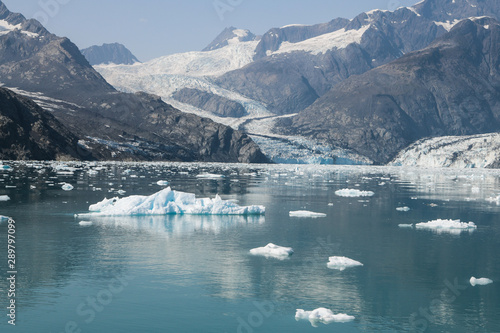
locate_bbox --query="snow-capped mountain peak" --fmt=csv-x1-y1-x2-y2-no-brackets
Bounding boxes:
202,26,258,52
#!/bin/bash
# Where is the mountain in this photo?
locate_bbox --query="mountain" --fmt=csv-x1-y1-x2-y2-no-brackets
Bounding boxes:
282,18,500,164
0,1,267,163
203,27,258,51
0,87,91,160
81,43,140,65
390,133,500,168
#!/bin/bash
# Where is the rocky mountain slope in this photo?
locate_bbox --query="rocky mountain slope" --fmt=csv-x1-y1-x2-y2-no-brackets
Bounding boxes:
283,18,500,164
0,87,90,160
81,43,140,65
0,1,267,163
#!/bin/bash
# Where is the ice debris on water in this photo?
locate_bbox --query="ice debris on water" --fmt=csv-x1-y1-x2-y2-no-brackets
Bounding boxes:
156,180,169,186
0,215,10,221
335,189,375,197
486,195,500,205
79,221,93,226
289,210,326,218
196,173,225,179
327,256,363,271
295,308,355,326
62,183,74,191
470,277,493,286
0,195,10,201
396,207,411,212
415,219,477,234
76,187,265,217
250,243,294,259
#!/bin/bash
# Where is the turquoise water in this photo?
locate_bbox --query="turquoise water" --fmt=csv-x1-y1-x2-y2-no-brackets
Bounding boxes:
0,162,499,332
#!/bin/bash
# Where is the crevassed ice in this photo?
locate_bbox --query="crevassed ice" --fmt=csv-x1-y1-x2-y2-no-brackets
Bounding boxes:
250,243,294,259
76,187,265,216
295,308,355,326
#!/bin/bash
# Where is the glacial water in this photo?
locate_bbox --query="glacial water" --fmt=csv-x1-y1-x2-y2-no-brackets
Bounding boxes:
0,161,499,333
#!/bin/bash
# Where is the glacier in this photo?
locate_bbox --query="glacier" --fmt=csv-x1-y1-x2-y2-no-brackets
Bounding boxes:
295,308,355,326
76,187,265,217
249,243,294,259
327,256,364,271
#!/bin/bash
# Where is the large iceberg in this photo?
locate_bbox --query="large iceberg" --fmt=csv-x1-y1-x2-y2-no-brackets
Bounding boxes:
76,187,265,216
415,219,477,234
335,189,375,197
250,243,294,259
327,256,363,271
295,308,355,326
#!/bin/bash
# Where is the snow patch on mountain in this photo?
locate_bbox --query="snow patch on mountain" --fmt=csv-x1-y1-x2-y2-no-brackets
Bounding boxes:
273,25,370,56
434,19,461,31
390,133,500,168
0,19,38,38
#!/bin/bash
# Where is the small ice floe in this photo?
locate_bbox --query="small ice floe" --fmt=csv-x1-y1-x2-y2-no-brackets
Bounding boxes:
396,207,411,212
486,195,500,205
335,189,375,197
117,190,127,195
470,277,493,286
289,210,327,218
0,195,10,201
327,256,363,271
78,221,93,227
250,243,294,259
196,173,225,179
0,215,10,222
295,308,355,326
398,224,414,228
62,183,74,191
76,187,265,216
156,180,169,186
415,219,477,234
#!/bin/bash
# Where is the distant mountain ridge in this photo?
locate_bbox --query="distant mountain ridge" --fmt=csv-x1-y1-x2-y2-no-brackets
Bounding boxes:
81,43,140,65
203,27,258,52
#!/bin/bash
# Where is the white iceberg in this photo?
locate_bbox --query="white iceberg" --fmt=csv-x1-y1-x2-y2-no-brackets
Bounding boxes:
335,189,375,197
79,221,93,226
196,173,225,179
470,277,493,286
295,308,355,326
62,183,74,191
156,180,169,186
396,207,411,212
327,256,363,271
250,243,294,259
76,187,265,217
415,219,477,234
289,210,327,218
0,195,10,201
398,224,414,228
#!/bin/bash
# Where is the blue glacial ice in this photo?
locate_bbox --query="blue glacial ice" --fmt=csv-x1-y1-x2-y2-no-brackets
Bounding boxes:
76,187,265,217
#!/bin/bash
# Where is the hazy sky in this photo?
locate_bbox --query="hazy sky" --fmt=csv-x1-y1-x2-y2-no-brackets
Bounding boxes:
3,0,418,61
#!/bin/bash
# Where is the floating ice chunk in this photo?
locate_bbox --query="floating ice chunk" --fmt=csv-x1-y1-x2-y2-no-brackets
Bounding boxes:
327,256,363,271
62,183,74,191
117,190,127,195
335,189,375,197
470,277,493,286
79,221,93,226
0,215,9,221
415,219,477,234
396,207,411,212
295,308,355,326
289,210,326,218
0,165,12,170
250,243,294,259
77,187,265,216
398,224,414,228
196,173,225,179
0,195,10,201
156,180,169,186
486,195,500,205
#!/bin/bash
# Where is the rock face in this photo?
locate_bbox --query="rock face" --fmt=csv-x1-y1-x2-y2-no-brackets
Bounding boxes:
0,87,89,160
0,1,267,163
283,18,500,164
81,43,140,65
215,0,500,116
172,88,246,118
202,27,257,52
